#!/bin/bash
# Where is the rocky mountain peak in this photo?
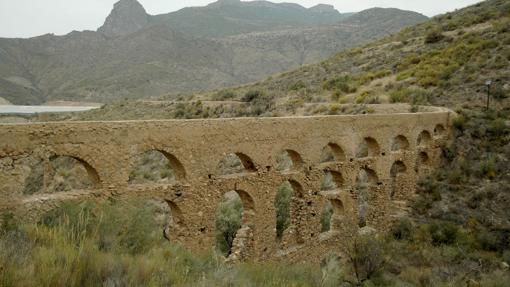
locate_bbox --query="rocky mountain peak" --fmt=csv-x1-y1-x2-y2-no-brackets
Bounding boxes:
309,4,338,14
98,0,149,38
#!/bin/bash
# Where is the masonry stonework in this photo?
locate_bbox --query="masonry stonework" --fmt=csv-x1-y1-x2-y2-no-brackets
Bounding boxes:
0,109,454,263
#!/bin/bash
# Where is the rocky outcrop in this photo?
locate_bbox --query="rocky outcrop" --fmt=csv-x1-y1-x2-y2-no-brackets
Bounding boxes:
98,0,149,38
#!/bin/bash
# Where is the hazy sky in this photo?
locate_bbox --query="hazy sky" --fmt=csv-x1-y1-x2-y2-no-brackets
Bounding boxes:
0,0,483,38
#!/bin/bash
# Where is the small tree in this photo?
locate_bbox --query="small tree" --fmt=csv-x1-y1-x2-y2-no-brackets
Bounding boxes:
347,235,386,284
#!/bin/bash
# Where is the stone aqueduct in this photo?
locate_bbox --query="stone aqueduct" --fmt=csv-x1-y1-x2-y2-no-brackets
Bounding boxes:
0,109,454,263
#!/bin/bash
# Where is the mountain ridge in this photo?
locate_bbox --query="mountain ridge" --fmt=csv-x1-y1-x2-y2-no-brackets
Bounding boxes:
0,0,428,104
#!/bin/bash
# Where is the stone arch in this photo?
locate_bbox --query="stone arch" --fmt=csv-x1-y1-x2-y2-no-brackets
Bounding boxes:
275,180,305,242
415,152,431,174
355,167,378,228
129,149,186,184
356,137,381,158
434,124,446,137
321,170,344,191
417,130,432,147
157,199,186,241
391,135,410,151
321,198,345,233
320,143,346,163
215,189,255,261
276,149,304,172
218,152,257,175
390,161,407,199
27,154,101,194
50,154,100,185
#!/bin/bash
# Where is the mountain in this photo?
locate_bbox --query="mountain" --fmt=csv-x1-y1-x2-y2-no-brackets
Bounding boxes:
150,0,349,38
0,0,428,105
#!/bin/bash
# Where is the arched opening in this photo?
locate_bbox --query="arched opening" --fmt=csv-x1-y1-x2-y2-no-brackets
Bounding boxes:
390,161,407,199
143,199,185,242
320,143,346,163
355,168,378,228
434,124,446,137
215,190,255,260
24,155,100,195
321,170,344,191
275,149,304,172
274,180,304,242
391,135,410,151
321,199,345,233
415,152,431,174
417,131,432,147
129,150,186,184
356,137,381,158
218,153,257,175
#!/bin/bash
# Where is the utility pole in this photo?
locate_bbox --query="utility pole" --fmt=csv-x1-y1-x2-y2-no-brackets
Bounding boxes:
486,80,492,111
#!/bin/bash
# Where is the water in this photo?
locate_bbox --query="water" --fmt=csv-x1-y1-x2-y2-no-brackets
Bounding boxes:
0,105,100,114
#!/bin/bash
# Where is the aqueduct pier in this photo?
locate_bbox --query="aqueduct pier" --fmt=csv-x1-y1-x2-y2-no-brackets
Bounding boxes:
0,108,454,263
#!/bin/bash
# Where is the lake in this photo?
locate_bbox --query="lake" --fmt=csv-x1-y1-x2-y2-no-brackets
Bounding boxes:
0,105,100,114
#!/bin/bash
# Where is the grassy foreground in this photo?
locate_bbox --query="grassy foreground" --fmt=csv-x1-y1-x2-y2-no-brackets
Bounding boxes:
1,197,509,287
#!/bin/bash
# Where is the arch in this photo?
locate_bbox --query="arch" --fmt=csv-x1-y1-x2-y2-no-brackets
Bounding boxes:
391,135,410,151
320,198,345,233
390,161,407,198
355,167,378,228
417,130,432,147
356,137,381,158
50,155,100,185
274,180,304,240
218,152,257,175
235,189,255,212
276,149,304,172
356,167,379,186
320,143,346,163
32,154,101,194
434,124,446,136
215,189,255,259
321,170,344,191
129,150,186,184
390,161,407,178
166,200,185,227
415,152,431,173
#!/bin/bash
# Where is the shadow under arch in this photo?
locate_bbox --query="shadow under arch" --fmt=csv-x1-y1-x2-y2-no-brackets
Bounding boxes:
276,149,304,172
356,137,381,158
321,170,344,191
129,149,186,184
235,189,255,212
390,161,407,198
417,130,432,147
391,135,410,151
321,143,346,163
49,154,101,186
434,124,446,136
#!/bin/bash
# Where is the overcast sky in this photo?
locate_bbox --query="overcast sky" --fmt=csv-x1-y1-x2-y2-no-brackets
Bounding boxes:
0,0,483,38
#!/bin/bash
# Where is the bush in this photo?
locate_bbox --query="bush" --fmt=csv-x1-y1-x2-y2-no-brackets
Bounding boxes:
424,30,445,44
392,218,414,241
348,235,386,284
274,183,293,239
428,221,459,246
215,195,243,256
242,90,262,102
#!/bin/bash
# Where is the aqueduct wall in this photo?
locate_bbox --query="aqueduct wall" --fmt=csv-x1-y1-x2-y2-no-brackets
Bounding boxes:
0,109,454,263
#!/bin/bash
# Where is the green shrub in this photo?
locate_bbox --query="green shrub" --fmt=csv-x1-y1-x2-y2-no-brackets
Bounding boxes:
274,183,293,239
428,221,459,246
215,195,243,256
320,203,333,232
348,235,386,284
424,30,445,44
242,90,262,102
392,218,414,241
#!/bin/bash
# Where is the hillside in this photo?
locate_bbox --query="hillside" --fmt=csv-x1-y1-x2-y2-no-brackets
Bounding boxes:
0,0,427,105
43,0,508,122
